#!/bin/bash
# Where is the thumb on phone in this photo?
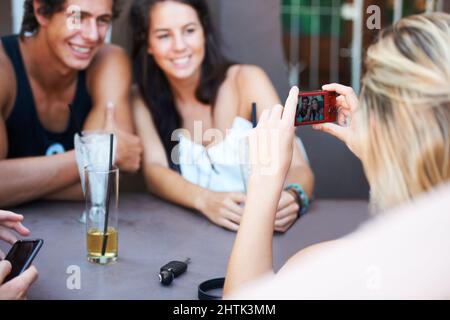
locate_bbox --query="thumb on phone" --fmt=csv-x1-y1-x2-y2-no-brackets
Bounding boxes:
0,260,12,284
104,102,116,132
16,266,38,288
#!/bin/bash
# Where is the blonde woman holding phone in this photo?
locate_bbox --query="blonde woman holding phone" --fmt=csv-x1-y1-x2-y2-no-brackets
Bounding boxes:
224,13,450,299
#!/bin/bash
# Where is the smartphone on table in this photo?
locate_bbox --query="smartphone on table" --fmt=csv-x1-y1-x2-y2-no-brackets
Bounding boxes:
3,239,43,283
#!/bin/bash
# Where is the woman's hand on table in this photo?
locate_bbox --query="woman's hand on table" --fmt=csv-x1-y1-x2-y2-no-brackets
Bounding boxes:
197,190,246,232
274,191,300,233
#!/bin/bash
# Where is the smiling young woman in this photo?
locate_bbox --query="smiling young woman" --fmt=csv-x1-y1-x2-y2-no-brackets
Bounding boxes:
130,0,315,233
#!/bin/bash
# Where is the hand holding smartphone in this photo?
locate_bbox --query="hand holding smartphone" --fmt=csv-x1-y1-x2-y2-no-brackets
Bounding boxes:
3,239,43,283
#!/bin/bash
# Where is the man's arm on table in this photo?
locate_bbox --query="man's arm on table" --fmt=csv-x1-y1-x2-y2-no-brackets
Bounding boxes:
0,49,81,207
84,44,142,172
84,44,134,132
0,146,80,207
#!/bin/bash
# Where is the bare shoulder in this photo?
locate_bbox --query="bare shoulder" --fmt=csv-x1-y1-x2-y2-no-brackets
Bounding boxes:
221,64,271,96
0,41,15,116
234,64,270,85
87,44,131,81
86,44,132,108
90,44,130,68
225,64,268,85
228,64,279,114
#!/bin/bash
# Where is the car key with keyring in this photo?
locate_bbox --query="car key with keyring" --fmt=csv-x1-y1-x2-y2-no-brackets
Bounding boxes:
159,258,191,286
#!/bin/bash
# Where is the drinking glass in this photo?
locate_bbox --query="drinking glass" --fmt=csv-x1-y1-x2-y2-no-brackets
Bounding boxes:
84,165,119,264
74,131,116,223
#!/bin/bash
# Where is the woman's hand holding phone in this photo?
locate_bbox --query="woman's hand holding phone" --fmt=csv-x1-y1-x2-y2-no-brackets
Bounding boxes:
0,261,38,300
0,210,39,300
312,83,363,159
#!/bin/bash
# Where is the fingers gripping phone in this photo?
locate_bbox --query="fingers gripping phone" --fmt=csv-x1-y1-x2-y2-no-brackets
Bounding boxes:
295,90,338,126
3,239,43,283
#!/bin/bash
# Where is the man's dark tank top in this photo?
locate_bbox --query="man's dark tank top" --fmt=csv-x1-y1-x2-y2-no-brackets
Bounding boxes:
1,35,92,158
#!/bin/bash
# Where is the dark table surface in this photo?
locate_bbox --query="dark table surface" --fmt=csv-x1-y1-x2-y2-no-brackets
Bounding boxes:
1,193,370,300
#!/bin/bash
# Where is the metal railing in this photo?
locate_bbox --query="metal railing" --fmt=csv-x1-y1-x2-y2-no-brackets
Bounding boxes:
282,0,445,93
11,0,24,34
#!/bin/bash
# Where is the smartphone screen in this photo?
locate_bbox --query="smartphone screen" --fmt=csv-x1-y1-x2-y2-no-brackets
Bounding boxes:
4,240,43,283
296,94,326,125
295,91,338,126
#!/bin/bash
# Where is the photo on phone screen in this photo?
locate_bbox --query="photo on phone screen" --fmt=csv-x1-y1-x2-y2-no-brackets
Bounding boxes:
4,239,43,283
296,95,325,124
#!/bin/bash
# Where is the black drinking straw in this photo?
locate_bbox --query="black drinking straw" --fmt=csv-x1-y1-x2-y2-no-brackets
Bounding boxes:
68,104,83,137
251,102,257,128
101,134,115,257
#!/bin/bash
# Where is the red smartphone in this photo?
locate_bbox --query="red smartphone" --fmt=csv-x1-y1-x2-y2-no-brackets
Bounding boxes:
295,90,337,126
3,239,43,282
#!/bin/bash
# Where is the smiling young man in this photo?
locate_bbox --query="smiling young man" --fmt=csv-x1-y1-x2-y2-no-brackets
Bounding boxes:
0,0,143,207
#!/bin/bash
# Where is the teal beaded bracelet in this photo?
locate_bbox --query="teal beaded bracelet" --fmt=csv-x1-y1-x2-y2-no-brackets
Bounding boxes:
285,183,310,217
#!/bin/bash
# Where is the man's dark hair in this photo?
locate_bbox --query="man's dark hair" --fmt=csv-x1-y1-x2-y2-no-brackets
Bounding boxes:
20,0,122,37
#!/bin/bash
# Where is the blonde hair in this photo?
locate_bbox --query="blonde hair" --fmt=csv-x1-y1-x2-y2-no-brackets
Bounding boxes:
360,12,450,211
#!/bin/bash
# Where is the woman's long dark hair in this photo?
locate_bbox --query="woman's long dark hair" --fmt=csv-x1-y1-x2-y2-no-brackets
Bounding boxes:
130,0,234,170
310,98,320,120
